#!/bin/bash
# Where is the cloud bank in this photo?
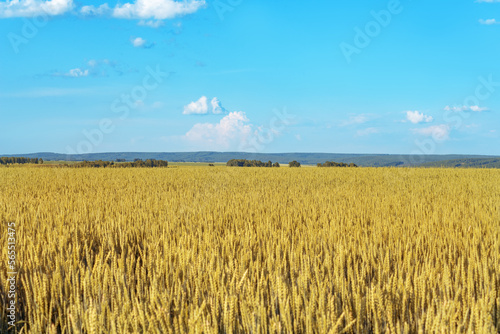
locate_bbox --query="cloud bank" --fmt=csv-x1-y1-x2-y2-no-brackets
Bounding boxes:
1,0,205,21
0,0,74,18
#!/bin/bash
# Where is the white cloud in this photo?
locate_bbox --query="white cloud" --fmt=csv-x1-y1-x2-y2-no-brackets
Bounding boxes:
131,37,155,48
479,18,499,25
412,124,451,141
444,105,489,112
211,97,228,114
184,111,252,149
183,96,209,115
469,105,489,112
183,96,228,115
0,0,73,18
81,3,110,16
131,37,146,47
356,127,379,136
67,68,89,77
406,110,433,124
1,0,204,21
113,0,206,20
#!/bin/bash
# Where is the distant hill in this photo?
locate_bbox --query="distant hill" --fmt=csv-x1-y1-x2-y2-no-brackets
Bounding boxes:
418,158,500,168
2,152,499,167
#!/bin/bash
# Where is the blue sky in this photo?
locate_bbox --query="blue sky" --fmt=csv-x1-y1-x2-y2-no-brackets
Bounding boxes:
0,0,499,155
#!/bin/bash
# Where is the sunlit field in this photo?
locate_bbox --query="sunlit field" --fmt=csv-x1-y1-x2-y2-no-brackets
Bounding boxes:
1,167,499,333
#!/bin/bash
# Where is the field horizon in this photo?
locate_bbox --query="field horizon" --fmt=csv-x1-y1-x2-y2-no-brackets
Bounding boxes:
2,151,500,168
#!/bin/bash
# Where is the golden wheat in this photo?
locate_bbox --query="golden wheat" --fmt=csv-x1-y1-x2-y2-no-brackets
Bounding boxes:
0,166,499,333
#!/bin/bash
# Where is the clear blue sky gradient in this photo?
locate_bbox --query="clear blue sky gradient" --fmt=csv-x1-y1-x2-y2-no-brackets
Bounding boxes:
0,0,499,155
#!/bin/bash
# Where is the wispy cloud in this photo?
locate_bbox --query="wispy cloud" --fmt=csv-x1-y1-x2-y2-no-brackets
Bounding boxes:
356,127,379,137
412,124,451,141
339,114,369,127
51,68,89,78
134,100,164,112
0,88,95,98
80,3,110,16
406,110,433,124
469,106,489,112
444,105,489,112
479,18,499,25
46,59,128,78
138,20,165,28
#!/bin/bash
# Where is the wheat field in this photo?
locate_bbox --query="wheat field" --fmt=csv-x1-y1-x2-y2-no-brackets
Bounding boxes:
0,167,499,333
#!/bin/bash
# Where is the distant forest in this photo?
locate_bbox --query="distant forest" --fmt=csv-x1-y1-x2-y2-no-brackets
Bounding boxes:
0,157,43,164
317,161,358,168
227,159,280,167
71,159,169,168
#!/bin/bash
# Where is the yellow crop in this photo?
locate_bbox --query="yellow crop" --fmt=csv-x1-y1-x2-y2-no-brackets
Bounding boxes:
1,167,499,333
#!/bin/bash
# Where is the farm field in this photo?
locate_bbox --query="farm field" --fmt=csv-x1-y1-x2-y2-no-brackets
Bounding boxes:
0,167,499,333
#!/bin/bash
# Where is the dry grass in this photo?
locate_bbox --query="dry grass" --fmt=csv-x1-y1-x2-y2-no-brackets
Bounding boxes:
0,167,499,333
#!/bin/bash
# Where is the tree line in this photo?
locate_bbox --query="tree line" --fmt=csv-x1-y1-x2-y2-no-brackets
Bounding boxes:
227,159,305,167
72,159,168,168
0,157,43,165
317,161,358,168
227,159,280,167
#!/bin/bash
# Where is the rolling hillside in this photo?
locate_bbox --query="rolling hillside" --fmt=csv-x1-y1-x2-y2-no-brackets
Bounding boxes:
418,157,500,168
